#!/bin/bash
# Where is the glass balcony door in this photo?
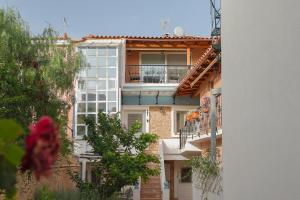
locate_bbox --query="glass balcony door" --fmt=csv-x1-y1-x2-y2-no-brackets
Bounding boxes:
141,54,165,83
166,54,187,83
140,53,187,83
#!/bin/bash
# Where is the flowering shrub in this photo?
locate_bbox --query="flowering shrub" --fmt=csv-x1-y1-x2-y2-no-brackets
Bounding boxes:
21,116,60,179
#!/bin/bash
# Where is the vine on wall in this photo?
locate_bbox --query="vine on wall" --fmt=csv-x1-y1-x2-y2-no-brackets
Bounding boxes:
190,152,222,200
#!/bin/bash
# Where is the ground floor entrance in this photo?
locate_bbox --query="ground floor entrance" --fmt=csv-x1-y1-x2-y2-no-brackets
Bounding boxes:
165,160,193,200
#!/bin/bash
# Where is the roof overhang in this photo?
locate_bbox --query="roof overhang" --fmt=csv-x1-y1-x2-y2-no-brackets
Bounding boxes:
175,37,221,97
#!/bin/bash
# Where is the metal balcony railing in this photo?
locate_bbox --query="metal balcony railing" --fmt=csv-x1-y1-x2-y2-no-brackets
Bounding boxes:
126,65,190,83
179,94,222,149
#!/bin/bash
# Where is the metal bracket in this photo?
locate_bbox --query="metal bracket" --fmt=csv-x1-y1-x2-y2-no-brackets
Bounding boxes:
156,91,160,105
211,88,222,96
139,91,142,105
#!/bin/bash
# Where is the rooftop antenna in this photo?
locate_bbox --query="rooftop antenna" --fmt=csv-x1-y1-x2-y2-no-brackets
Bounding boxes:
63,17,69,39
63,17,68,27
160,19,171,35
210,0,221,37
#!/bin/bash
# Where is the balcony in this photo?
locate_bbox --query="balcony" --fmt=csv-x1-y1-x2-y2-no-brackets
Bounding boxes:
126,65,190,84
179,94,222,149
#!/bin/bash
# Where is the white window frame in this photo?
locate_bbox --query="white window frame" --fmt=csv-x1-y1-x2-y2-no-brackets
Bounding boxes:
74,45,120,139
124,111,146,133
171,106,198,137
122,106,149,133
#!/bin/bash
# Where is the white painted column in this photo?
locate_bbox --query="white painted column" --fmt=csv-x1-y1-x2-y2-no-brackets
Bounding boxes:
81,160,86,181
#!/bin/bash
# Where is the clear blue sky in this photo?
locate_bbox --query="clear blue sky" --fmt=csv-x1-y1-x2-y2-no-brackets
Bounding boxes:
0,0,211,39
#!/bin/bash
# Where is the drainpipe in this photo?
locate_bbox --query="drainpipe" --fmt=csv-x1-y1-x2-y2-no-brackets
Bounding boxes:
210,88,221,161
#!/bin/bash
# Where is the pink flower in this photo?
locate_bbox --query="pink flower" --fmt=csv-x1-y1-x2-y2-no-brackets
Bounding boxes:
21,116,60,180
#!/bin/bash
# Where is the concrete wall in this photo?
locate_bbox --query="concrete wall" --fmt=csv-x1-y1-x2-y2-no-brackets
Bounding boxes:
192,179,223,200
222,0,300,199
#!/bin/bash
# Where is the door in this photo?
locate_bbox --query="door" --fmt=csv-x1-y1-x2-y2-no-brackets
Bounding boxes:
141,54,165,83
166,54,187,83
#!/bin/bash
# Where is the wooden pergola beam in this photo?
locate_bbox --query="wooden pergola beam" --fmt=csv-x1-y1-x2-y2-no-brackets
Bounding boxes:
190,56,219,88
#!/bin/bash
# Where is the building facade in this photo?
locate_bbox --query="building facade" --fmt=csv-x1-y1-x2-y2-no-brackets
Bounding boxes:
71,34,221,200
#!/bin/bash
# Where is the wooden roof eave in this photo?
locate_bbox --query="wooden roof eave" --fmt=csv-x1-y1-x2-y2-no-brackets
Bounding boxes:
175,46,215,95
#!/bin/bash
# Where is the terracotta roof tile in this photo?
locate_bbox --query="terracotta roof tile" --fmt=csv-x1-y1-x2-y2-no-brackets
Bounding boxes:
78,34,211,42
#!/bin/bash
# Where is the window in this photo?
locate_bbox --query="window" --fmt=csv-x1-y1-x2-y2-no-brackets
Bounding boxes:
126,112,145,132
75,47,118,137
128,113,143,130
166,54,187,83
175,110,189,134
181,167,192,183
173,108,198,135
141,54,165,83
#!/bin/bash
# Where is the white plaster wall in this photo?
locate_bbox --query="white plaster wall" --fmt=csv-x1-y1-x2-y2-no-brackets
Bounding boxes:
222,0,300,200
192,174,223,200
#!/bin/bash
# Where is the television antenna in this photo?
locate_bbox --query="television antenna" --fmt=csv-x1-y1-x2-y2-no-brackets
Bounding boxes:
160,19,171,35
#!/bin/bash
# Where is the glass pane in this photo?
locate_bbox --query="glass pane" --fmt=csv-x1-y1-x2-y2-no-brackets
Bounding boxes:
97,80,106,90
87,80,97,89
87,114,96,122
108,47,116,56
108,102,117,113
98,48,106,56
181,168,192,183
108,91,116,101
108,57,116,67
77,126,86,136
87,125,94,135
77,103,86,112
141,54,165,64
98,57,106,67
87,68,97,77
108,80,116,89
77,92,86,101
87,103,96,112
79,48,86,55
87,57,97,67
167,54,187,65
78,69,86,77
87,93,96,101
87,48,97,56
77,114,86,124
176,111,188,133
108,68,116,78
127,113,143,131
78,80,86,90
98,68,106,78
97,91,106,101
98,103,106,112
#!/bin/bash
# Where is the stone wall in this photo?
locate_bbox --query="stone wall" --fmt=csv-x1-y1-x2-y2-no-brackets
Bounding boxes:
16,155,79,200
149,106,172,139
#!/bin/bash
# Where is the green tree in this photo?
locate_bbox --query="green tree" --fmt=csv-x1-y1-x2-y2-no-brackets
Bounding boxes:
72,113,160,199
0,7,80,199
0,8,81,154
0,120,24,199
